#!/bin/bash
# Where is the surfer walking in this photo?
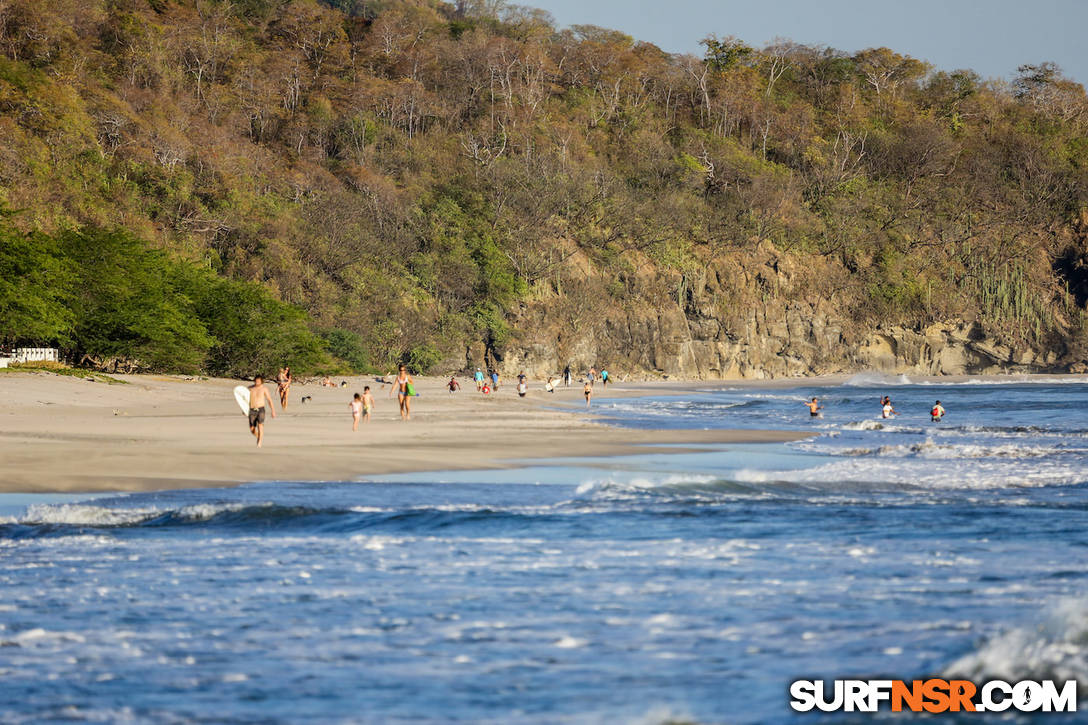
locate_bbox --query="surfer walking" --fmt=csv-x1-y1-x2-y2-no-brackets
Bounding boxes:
389,364,414,421
247,375,277,447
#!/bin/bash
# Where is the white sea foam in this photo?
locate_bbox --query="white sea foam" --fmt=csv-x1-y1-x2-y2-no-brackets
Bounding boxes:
731,457,1086,490
17,501,270,527
801,439,1074,460
842,372,913,387
20,503,163,527
9,628,87,646
574,474,720,498
945,599,1088,685
842,420,886,431
917,376,1088,386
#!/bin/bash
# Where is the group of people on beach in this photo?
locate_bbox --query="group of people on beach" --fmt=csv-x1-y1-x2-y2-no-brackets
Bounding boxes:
247,362,606,446
803,395,946,422
459,365,608,406
244,364,417,446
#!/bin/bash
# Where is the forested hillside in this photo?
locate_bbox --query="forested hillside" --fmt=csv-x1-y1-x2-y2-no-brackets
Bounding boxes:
2,0,1087,377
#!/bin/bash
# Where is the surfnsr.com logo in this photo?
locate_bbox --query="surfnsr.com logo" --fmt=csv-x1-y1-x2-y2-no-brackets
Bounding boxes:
790,679,1078,713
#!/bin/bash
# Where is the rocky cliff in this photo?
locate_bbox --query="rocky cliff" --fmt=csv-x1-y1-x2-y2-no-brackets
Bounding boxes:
483,244,1081,380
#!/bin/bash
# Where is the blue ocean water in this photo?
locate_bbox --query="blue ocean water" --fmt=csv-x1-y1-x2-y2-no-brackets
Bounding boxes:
2,375,1087,723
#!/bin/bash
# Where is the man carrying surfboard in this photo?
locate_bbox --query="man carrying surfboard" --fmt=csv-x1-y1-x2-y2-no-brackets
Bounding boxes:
247,375,277,447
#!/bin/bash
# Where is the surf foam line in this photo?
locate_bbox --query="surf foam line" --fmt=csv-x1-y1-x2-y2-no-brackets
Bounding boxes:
795,439,1083,460
730,458,1088,490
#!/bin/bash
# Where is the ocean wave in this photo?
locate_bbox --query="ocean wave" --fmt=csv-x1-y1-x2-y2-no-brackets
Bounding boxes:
570,473,848,503
799,439,1077,460
574,474,720,497
1,501,565,539
842,420,886,431
842,372,914,387
839,419,927,434
945,598,1088,686
599,399,749,416
16,501,302,528
917,376,1088,386
570,474,766,505
730,458,1088,490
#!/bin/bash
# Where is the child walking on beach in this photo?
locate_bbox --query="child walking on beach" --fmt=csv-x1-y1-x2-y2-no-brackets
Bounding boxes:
362,386,374,423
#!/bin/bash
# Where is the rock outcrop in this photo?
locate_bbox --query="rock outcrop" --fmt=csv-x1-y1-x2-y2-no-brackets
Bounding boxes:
488,243,1079,380
496,299,1074,380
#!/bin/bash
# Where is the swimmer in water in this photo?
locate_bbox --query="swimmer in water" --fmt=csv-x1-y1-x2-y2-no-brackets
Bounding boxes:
803,397,823,418
882,398,897,419
931,400,945,422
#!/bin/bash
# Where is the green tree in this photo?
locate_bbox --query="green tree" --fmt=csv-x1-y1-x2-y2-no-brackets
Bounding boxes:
0,217,74,346
174,267,329,376
61,228,214,373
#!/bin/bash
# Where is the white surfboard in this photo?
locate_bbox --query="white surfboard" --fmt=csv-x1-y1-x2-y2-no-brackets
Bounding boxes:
233,385,250,415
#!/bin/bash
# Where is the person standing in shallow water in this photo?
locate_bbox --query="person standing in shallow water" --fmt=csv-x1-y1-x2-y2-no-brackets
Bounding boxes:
803,397,822,418
931,400,946,422
247,375,277,447
389,364,414,421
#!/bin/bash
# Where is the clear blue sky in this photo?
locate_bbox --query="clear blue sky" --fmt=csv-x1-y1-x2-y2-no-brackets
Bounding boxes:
524,0,1087,84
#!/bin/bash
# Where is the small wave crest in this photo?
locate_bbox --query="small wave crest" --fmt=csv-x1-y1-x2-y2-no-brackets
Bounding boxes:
732,458,1088,490
2,500,559,538
842,372,913,387
843,420,886,431
801,439,1075,460
571,474,789,504
16,501,303,528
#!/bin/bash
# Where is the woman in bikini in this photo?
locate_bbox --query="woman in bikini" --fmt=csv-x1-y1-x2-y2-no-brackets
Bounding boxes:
277,366,291,409
388,364,414,421
584,380,593,408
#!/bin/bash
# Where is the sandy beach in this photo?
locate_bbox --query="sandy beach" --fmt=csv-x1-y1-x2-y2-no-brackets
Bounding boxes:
0,372,806,493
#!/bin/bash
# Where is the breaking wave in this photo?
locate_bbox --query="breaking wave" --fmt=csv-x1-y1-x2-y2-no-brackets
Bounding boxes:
1,501,559,539
945,599,1088,686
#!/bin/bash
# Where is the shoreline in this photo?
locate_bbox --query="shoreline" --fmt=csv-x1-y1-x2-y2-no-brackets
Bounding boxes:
0,372,806,495
2,370,1085,495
